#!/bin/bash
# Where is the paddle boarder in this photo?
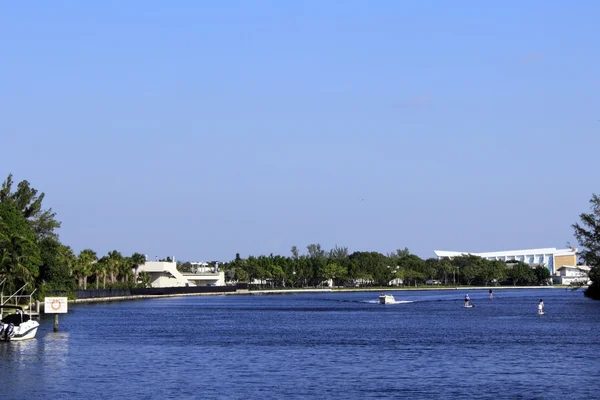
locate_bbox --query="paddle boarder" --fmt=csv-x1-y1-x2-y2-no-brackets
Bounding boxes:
489,288,493,300
464,294,471,307
538,299,544,315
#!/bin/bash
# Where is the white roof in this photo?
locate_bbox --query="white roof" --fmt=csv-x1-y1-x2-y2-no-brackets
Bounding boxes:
137,261,174,272
434,247,577,258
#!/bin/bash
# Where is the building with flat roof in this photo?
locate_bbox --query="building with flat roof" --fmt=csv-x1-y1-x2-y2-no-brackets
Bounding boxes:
136,260,225,288
434,247,578,275
552,265,591,285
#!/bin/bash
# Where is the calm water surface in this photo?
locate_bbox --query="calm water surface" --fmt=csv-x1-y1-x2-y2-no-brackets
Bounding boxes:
1,288,599,399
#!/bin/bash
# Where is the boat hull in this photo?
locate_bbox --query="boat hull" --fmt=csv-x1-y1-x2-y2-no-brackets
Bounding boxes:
379,295,395,304
1,321,39,342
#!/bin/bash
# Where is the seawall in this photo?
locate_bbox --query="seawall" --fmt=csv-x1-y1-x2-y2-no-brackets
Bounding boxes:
49,285,565,306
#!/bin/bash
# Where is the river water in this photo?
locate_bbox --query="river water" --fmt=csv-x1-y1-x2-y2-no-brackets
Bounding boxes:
0,288,598,399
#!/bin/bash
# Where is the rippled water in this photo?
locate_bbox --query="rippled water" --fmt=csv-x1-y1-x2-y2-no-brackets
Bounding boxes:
1,288,599,399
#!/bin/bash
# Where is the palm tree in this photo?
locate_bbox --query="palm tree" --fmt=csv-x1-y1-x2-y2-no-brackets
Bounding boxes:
106,250,122,285
137,271,151,288
119,257,133,284
93,256,108,289
0,233,39,294
130,252,146,284
62,245,77,288
76,249,97,290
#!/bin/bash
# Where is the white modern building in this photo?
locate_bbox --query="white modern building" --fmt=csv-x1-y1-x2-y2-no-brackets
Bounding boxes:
552,265,592,285
136,260,225,288
434,247,578,275
181,261,225,287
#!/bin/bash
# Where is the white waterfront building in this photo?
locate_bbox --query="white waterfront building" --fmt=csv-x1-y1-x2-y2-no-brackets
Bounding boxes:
434,247,578,275
553,265,592,285
136,258,225,288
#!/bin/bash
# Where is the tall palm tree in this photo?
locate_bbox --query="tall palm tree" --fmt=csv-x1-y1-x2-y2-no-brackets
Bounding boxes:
76,249,97,290
119,256,133,284
106,250,122,285
62,245,77,288
93,256,108,289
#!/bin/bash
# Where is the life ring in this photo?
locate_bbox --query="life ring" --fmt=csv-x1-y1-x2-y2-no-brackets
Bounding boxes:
51,299,61,311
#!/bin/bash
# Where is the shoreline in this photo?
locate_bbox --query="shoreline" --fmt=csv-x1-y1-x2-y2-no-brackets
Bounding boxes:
250,285,561,294
60,285,572,306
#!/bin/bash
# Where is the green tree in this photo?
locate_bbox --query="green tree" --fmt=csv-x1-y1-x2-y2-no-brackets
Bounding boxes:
349,251,391,286
490,260,508,285
37,238,75,291
137,271,151,288
234,267,248,283
306,243,325,259
437,259,455,285
177,261,193,273
321,262,347,286
394,267,406,285
269,264,286,287
507,262,535,286
290,246,299,259
480,260,507,286
328,245,349,259
0,174,61,240
399,265,426,287
449,255,482,285
396,247,410,258
75,249,97,289
106,250,123,284
119,256,133,284
573,193,600,299
0,201,41,293
533,265,551,285
225,253,248,283
306,244,327,286
296,256,313,287
398,254,428,286
94,256,108,289
245,255,260,286
130,252,146,284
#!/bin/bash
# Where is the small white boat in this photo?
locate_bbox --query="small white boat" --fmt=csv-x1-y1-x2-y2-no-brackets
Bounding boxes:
379,294,395,304
1,305,39,342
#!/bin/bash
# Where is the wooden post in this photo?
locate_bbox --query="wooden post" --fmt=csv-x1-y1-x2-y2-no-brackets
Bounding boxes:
53,314,59,332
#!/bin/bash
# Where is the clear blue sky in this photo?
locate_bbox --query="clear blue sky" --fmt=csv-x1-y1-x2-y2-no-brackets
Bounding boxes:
2,1,599,261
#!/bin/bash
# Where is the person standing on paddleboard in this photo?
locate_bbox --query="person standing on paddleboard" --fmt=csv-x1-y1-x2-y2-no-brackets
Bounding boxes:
465,294,471,307
538,299,544,314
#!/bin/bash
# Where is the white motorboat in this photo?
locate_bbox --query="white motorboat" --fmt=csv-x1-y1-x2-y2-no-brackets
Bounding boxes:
0,305,39,341
379,294,395,304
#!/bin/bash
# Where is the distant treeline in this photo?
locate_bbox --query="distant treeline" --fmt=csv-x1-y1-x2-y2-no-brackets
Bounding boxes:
214,245,552,288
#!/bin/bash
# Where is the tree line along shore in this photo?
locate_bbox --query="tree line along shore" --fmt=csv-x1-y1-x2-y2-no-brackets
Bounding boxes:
1,173,599,301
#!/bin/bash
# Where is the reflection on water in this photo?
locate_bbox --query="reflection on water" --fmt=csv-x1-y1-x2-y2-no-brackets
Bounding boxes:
0,333,42,393
41,331,71,391
0,328,73,397
1,289,599,400
0,337,41,361
42,331,71,349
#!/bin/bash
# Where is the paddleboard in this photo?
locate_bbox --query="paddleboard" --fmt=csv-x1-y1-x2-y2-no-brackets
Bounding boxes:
464,305,473,308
